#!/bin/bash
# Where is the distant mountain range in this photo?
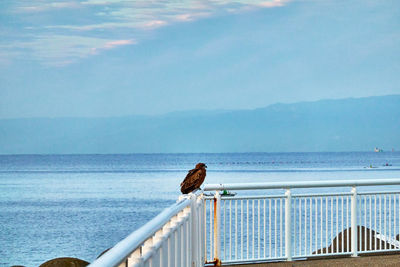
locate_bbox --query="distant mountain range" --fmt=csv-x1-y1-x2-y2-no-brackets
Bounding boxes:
1,95,399,154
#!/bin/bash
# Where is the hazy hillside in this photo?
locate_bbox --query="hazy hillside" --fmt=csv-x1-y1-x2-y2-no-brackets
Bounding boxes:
1,95,399,154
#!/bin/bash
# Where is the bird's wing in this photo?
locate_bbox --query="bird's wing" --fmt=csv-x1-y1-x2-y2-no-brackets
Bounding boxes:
194,168,206,188
180,168,199,186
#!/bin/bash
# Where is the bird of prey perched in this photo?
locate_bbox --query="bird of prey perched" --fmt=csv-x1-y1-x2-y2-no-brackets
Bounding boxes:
180,163,207,194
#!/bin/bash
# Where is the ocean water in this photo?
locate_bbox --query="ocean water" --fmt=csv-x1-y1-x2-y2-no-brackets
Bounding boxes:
1,152,400,267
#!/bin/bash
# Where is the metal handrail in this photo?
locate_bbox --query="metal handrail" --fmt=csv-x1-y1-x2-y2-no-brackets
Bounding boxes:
204,178,400,191
88,197,191,267
88,179,400,266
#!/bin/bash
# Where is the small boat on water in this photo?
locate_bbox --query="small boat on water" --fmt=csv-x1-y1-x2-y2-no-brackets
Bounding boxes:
221,189,236,197
364,164,378,169
204,190,237,197
374,147,383,152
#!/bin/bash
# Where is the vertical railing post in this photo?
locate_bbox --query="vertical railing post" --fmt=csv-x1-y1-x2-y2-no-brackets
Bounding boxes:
214,191,221,266
200,197,205,265
161,222,169,267
127,249,142,267
285,189,292,261
351,186,358,257
190,193,198,267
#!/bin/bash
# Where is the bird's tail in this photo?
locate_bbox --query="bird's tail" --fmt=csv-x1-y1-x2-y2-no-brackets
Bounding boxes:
181,184,196,194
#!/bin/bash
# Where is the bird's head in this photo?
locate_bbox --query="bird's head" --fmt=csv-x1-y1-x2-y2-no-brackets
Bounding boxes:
195,163,207,169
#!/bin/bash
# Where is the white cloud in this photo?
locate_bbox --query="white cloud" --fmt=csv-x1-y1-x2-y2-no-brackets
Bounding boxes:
144,20,167,28
258,0,290,8
41,0,291,32
16,1,81,13
6,0,292,66
104,39,135,48
1,36,136,66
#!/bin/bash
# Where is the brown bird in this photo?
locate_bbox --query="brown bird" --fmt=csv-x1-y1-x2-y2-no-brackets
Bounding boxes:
180,163,207,194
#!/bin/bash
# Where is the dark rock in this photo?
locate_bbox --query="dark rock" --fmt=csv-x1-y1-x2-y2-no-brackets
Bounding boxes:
314,225,400,255
39,257,89,267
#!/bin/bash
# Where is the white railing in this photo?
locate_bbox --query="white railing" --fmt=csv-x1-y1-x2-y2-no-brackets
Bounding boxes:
204,178,400,265
89,178,400,267
88,192,205,267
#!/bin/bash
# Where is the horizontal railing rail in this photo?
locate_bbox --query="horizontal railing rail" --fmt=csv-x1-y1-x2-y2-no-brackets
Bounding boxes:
204,178,400,191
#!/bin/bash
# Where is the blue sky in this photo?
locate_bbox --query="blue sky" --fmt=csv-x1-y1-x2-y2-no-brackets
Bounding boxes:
0,0,399,118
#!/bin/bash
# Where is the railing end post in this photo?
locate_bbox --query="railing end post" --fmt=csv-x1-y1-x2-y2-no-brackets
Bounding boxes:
213,191,221,265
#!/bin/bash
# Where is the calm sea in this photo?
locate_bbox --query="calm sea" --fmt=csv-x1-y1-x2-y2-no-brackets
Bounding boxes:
1,152,400,266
